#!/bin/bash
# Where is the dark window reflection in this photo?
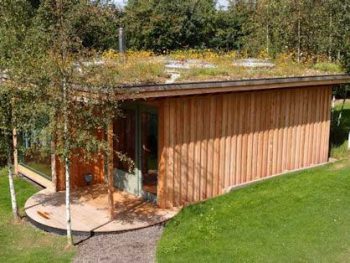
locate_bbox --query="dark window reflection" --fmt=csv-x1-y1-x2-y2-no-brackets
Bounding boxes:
19,130,51,178
114,109,136,172
142,111,158,195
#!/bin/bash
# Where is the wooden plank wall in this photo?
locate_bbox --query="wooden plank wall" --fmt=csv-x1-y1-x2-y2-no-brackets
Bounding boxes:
56,129,106,191
157,86,332,208
56,152,105,191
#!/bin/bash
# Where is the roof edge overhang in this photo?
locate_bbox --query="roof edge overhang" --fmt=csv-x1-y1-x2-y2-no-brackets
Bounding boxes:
116,74,350,100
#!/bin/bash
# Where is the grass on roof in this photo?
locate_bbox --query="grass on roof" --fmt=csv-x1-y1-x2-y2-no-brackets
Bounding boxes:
173,51,343,82
94,50,344,85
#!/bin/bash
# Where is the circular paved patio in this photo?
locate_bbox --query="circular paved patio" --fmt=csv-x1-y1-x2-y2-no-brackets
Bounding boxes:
25,185,178,234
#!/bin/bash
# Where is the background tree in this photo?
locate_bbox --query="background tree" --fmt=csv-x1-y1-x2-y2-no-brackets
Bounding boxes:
210,2,250,51
124,0,217,52
341,2,350,72
71,2,123,51
238,0,348,61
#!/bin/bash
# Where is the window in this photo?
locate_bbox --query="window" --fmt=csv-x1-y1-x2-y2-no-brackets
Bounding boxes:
114,108,136,172
19,129,52,178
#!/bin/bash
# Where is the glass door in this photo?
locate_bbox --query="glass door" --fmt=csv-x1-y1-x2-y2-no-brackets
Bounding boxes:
140,108,158,198
113,106,141,196
112,103,159,200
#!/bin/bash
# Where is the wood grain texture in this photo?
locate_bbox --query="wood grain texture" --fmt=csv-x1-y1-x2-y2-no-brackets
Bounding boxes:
157,101,166,208
54,85,332,209
158,86,332,208
56,151,105,191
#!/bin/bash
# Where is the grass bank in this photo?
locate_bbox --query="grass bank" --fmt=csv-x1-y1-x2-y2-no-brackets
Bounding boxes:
157,160,350,262
157,102,350,262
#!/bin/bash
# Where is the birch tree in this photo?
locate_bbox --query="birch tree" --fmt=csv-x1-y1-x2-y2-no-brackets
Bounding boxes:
33,0,94,245
0,0,43,222
0,89,19,221
31,0,128,245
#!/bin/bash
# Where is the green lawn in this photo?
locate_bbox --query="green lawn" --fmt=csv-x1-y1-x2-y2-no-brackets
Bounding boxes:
157,160,350,262
157,101,350,263
20,161,52,178
1,102,350,262
0,169,75,263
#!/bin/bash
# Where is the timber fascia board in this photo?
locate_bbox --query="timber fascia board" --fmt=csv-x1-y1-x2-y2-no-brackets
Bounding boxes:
114,74,350,99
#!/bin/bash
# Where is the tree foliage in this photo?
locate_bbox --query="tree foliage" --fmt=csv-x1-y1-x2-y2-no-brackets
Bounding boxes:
5,0,345,63
0,0,46,220
210,4,250,51
0,0,125,239
340,1,350,73
124,0,217,52
120,0,349,62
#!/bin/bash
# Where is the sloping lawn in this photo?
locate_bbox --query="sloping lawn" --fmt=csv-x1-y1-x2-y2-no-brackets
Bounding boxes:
157,160,350,262
0,169,75,262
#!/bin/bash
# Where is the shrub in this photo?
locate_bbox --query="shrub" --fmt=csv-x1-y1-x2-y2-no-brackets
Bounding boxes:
313,62,343,73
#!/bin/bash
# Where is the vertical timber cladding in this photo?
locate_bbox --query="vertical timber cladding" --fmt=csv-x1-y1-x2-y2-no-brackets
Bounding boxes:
56,129,106,191
56,152,105,191
158,86,332,208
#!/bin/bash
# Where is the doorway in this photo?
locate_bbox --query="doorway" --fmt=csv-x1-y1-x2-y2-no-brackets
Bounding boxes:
113,103,158,201
141,108,158,199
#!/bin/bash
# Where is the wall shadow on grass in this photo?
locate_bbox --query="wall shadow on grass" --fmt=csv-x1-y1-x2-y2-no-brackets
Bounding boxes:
330,108,350,147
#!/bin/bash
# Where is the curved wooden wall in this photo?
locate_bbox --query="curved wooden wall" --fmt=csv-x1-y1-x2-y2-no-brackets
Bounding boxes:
157,86,332,208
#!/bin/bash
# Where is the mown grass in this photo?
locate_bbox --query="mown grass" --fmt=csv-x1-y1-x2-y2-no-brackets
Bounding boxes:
0,169,75,263
157,102,350,263
21,162,52,178
157,160,350,262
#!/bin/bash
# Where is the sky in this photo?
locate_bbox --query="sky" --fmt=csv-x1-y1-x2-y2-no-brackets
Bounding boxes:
112,0,229,9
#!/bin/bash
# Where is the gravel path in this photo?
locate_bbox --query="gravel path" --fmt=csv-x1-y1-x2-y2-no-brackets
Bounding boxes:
73,225,164,263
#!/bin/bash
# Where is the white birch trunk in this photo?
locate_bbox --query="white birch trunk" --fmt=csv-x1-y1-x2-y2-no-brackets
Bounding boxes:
12,128,18,177
63,78,73,245
107,120,114,220
65,156,72,245
7,142,19,221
